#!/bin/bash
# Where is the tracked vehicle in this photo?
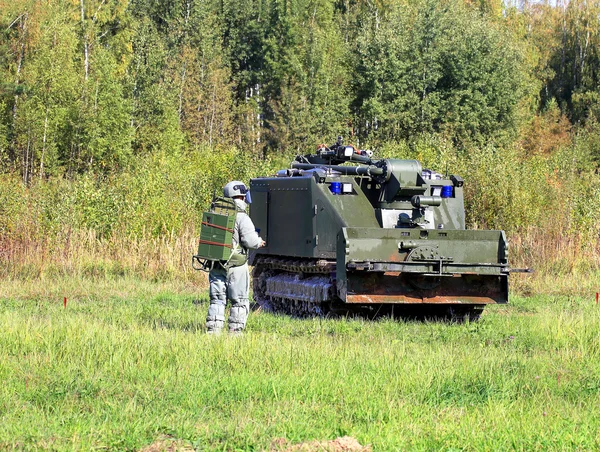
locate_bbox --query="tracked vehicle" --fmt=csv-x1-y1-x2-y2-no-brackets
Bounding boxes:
249,139,519,320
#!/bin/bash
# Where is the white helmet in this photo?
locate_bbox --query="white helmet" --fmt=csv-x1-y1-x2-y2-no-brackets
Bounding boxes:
223,181,248,198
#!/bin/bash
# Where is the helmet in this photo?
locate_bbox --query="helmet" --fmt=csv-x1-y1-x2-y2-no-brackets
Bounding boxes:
223,181,248,198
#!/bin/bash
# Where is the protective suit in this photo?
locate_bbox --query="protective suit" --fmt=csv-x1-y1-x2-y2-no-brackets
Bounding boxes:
206,185,263,333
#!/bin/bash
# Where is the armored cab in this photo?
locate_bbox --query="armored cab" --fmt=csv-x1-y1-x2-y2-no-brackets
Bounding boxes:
249,139,515,319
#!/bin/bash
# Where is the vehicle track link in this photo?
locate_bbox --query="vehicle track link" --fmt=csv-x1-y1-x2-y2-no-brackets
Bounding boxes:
251,256,484,321
251,257,336,317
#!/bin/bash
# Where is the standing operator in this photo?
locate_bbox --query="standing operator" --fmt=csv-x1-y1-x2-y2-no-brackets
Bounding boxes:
206,181,265,334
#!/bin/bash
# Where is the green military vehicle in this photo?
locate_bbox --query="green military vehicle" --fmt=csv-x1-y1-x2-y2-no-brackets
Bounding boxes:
249,138,522,320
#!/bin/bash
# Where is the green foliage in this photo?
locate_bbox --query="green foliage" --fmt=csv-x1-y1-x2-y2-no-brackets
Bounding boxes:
572,91,600,123
543,0,600,121
0,101,9,170
0,175,27,235
117,147,277,237
1,0,592,167
352,0,530,146
459,145,554,231
377,134,458,171
15,2,80,179
263,0,351,152
570,117,600,166
71,175,125,236
77,49,134,172
0,147,278,240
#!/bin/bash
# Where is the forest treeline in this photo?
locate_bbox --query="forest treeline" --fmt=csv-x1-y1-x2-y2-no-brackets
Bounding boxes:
2,0,600,176
0,0,599,289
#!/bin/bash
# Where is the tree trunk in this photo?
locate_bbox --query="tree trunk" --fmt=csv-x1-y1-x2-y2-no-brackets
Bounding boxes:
40,109,49,180
81,0,89,80
580,28,590,84
209,84,216,147
179,61,186,121
11,13,28,169
560,0,567,93
12,13,27,121
23,128,31,185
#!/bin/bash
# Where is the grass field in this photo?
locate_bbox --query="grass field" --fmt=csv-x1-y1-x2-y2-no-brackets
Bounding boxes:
1,277,600,451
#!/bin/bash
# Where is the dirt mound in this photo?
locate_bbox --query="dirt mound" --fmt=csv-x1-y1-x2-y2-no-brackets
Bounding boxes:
139,435,194,452
269,436,372,451
140,434,371,451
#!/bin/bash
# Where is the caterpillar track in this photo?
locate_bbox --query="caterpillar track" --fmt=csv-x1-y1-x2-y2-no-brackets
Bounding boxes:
251,256,485,321
251,257,335,317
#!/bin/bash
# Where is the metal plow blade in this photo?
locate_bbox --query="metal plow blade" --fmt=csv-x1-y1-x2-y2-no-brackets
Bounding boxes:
336,227,509,305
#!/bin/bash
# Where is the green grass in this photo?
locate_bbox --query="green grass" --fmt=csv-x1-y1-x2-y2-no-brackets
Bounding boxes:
1,278,600,450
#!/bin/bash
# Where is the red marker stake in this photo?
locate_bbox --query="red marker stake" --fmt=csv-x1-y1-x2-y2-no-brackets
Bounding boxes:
64,297,67,308
596,293,599,305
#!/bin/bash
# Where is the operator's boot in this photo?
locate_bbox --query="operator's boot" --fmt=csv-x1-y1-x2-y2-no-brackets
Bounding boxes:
206,301,226,333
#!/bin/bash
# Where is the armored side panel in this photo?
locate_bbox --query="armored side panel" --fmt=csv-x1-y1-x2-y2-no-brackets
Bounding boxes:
250,174,379,259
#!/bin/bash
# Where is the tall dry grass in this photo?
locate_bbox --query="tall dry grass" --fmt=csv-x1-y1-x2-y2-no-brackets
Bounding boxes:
509,227,600,295
1,226,206,285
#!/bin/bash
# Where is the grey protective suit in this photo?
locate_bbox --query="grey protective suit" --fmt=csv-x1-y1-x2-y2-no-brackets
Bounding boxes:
206,199,263,332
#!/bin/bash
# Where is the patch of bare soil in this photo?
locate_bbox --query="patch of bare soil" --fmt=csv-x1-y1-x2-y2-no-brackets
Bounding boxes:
139,435,194,452
269,436,372,452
